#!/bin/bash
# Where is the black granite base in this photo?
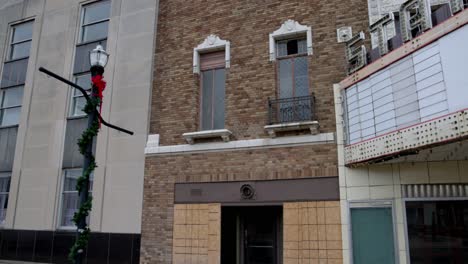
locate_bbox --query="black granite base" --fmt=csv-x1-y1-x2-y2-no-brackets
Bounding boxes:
0,229,140,263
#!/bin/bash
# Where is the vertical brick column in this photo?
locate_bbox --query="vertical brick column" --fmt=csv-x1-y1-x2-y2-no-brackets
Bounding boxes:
283,201,343,264
173,204,221,264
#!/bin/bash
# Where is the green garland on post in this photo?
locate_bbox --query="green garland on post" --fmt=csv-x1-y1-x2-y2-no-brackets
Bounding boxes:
68,96,101,263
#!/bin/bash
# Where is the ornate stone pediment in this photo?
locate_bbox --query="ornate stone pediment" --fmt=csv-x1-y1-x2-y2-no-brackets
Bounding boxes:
269,19,313,61
193,34,230,74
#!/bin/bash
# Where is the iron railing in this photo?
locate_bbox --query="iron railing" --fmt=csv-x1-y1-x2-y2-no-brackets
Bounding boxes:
268,94,316,125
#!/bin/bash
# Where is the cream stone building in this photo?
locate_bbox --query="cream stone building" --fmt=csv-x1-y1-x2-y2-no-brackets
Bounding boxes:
0,0,158,262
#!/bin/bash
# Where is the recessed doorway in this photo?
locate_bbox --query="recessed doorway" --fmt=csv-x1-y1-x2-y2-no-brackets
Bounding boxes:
221,206,282,264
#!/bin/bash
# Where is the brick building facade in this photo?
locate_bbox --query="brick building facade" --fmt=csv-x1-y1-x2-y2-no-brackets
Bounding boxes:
142,0,369,263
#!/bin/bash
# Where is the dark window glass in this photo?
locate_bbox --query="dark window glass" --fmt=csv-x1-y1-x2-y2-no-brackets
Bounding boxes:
9,21,33,60
277,39,309,99
60,169,93,227
81,21,109,43
200,68,225,130
406,200,468,264
276,49,311,123
276,38,307,57
79,1,110,43
11,22,33,43
0,174,10,225
83,1,111,24
70,73,91,117
0,86,24,126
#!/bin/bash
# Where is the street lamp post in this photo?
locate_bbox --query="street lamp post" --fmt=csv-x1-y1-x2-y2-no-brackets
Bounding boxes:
39,44,132,264
74,45,109,264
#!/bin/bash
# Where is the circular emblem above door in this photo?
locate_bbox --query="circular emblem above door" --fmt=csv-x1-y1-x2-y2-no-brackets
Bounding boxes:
240,184,255,200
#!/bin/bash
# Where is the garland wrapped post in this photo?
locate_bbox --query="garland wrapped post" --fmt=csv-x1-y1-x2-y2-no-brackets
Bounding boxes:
69,65,106,264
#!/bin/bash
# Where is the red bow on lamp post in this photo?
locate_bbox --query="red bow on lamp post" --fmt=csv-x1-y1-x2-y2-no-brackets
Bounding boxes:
91,75,106,126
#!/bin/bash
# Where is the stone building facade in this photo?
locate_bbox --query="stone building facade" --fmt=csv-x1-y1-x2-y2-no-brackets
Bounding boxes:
142,0,369,263
0,0,158,262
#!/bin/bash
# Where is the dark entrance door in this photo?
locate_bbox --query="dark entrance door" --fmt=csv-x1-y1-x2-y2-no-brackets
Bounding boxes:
221,206,282,264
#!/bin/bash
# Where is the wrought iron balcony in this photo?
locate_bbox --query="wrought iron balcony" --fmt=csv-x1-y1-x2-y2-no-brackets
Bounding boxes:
268,94,315,125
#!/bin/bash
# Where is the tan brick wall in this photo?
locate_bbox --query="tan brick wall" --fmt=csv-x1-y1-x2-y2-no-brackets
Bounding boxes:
173,204,221,264
284,201,342,264
150,0,370,146
141,146,338,263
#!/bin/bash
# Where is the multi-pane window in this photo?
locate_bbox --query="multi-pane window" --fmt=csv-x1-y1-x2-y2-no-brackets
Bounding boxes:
70,73,91,117
9,21,33,60
275,38,311,123
200,51,226,131
0,86,24,126
277,38,309,98
0,21,33,126
70,1,110,117
60,169,93,227
80,0,110,43
0,174,11,225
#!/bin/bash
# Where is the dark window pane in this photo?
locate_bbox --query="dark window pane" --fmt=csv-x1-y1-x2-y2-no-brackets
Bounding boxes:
298,39,307,54
0,193,8,225
2,86,24,108
277,41,287,57
213,69,225,129
286,39,298,55
278,59,293,99
71,96,86,117
294,57,309,97
1,107,21,126
81,21,109,43
10,41,31,60
406,200,468,264
75,73,91,92
276,38,307,57
0,176,11,193
1,58,28,87
201,70,213,130
60,169,93,227
60,192,78,226
83,1,111,25
12,22,33,43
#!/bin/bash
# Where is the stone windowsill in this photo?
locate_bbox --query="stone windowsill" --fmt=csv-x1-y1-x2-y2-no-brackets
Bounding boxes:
264,121,319,138
182,129,232,144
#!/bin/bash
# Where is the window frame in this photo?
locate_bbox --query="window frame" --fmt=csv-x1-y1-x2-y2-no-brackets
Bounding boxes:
402,197,468,264
275,37,310,100
78,0,111,45
68,1,110,118
58,168,93,230
0,20,33,127
69,73,91,118
199,63,226,131
0,173,11,226
7,20,34,62
0,85,24,127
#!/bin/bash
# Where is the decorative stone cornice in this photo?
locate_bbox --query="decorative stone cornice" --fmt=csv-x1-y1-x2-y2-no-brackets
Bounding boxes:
193,34,230,74
269,19,313,61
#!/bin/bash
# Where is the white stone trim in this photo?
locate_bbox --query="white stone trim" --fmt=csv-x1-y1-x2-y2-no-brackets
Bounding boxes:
182,129,232,144
269,19,313,61
145,132,335,156
193,34,231,74
264,121,319,138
